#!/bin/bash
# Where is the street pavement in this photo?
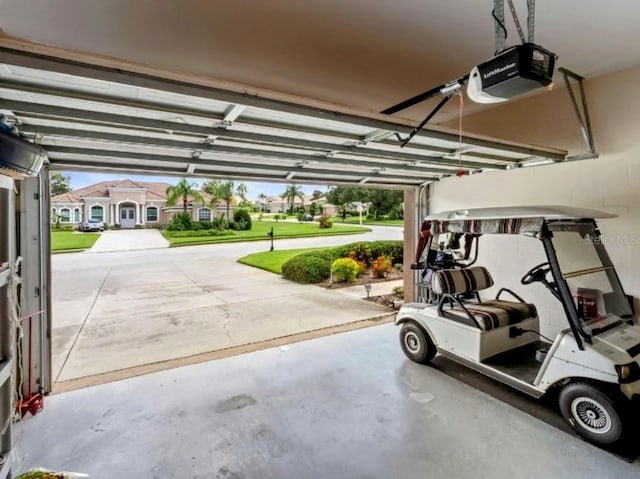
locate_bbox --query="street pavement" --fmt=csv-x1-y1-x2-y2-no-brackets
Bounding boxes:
52,226,404,384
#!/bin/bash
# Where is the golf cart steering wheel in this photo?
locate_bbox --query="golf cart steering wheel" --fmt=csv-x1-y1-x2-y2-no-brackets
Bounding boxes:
521,262,552,285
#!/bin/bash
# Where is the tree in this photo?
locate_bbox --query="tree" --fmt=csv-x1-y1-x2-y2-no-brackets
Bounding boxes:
208,180,235,219
311,189,324,201
281,184,304,213
50,172,72,196
236,183,248,204
202,180,220,212
165,178,204,213
257,193,268,212
326,186,366,220
326,186,402,220
367,189,403,219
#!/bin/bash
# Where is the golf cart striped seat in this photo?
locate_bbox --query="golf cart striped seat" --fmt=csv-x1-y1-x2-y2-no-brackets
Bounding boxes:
432,266,537,331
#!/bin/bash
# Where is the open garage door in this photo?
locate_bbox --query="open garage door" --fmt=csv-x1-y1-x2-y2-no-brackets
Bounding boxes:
0,41,567,398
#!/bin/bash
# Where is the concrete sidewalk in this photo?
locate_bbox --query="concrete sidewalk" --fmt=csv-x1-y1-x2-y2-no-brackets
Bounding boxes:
89,229,168,253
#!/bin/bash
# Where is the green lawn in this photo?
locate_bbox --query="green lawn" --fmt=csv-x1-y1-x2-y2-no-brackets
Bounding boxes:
331,216,404,227
162,221,370,246
51,231,100,252
238,247,329,274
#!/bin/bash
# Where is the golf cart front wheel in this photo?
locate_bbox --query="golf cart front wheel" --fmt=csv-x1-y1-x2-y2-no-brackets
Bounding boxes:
558,382,623,445
399,323,436,364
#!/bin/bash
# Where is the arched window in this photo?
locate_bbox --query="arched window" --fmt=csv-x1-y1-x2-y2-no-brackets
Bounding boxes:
59,208,71,223
146,206,159,222
74,208,81,223
198,207,212,222
90,205,104,221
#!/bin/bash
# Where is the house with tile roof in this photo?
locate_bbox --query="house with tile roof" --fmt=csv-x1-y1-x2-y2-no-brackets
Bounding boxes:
51,179,231,228
257,194,338,216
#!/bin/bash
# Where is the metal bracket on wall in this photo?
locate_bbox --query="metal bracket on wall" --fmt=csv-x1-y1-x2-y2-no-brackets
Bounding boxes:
559,67,598,161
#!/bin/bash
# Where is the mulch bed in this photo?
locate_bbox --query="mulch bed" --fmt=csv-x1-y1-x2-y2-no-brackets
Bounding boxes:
365,293,402,309
318,268,403,289
318,268,404,310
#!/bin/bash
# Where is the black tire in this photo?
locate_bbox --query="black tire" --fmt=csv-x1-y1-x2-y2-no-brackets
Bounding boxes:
558,382,624,445
399,322,436,364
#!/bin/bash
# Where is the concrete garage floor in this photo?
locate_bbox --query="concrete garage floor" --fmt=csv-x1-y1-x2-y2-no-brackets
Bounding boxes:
15,324,639,478
52,227,401,387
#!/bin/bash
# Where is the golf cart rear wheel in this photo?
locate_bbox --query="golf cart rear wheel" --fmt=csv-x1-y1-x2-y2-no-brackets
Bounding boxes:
558,382,623,445
399,323,436,364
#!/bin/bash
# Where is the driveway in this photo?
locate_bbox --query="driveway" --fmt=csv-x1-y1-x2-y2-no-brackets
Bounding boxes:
52,226,403,386
89,229,169,252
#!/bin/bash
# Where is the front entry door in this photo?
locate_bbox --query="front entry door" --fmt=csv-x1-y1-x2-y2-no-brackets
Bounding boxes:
120,207,136,228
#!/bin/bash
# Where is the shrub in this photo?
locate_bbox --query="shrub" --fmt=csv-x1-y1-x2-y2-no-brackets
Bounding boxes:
166,212,192,231
273,214,280,222
233,209,252,230
328,241,403,265
297,212,306,222
228,220,240,230
211,217,228,230
372,255,393,278
191,222,204,231
348,243,373,266
318,215,332,229
392,286,404,297
282,254,331,283
331,258,359,283
299,250,334,263
368,241,404,265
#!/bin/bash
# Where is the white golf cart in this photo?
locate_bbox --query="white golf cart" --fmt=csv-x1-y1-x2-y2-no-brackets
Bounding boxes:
396,206,639,445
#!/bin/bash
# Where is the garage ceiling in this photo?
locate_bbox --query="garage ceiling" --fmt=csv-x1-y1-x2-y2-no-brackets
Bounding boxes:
0,46,566,186
1,1,639,122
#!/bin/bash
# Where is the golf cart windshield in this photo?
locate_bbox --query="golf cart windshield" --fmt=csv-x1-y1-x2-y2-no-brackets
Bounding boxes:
549,222,633,336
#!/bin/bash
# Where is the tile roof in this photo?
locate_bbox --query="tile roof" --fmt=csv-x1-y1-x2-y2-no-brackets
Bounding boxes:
50,179,239,207
51,180,173,203
51,192,82,203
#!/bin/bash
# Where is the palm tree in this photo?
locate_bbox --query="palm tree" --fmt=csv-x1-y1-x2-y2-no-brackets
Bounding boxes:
236,183,248,205
216,180,235,219
257,193,268,212
281,184,305,213
203,181,220,213
165,179,204,213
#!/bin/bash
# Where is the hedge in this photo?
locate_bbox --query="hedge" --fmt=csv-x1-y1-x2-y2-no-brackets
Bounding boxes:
328,241,403,264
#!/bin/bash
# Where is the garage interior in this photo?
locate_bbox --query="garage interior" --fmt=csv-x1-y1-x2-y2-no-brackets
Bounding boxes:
0,0,639,477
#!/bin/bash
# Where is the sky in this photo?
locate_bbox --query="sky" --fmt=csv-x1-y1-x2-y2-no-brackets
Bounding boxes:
64,171,329,201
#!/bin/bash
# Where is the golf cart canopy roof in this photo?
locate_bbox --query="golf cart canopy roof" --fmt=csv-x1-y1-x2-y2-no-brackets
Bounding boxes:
423,206,617,235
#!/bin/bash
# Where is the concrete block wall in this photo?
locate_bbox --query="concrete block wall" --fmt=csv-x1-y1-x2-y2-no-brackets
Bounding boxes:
432,65,640,336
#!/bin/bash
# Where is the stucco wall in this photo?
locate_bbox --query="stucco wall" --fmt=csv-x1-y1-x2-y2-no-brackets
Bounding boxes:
432,65,640,335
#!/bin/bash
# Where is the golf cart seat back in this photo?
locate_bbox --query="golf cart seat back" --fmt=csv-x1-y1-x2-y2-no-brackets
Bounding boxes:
433,267,538,331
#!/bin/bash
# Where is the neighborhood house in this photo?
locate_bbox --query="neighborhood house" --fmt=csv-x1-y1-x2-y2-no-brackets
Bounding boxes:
51,179,228,228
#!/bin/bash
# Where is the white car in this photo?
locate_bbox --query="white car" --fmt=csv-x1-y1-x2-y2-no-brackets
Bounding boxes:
79,218,104,232
397,206,638,445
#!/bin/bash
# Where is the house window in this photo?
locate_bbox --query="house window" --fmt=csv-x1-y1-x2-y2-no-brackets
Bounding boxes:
198,207,212,221
59,208,71,223
146,206,158,222
74,208,81,223
90,205,104,221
